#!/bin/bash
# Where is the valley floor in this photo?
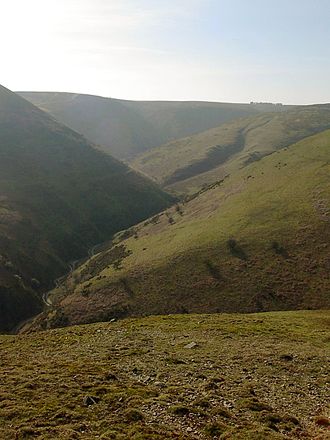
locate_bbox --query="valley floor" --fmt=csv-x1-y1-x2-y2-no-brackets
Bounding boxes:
0,311,329,439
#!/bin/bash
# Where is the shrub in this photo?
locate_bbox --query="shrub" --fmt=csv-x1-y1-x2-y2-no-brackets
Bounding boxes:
175,204,184,216
204,260,222,280
271,241,289,258
227,239,248,260
120,278,135,297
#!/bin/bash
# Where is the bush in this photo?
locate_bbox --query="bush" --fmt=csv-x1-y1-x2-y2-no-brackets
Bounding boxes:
120,278,135,297
271,241,289,258
204,260,222,280
227,239,248,260
175,204,184,216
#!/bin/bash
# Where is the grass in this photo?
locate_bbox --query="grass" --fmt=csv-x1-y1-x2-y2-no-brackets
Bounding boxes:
36,129,330,329
131,105,330,195
1,311,329,439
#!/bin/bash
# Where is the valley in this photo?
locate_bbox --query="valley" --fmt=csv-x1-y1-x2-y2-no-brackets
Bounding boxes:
1,90,329,440
2,2,330,439
0,85,173,332
26,128,330,331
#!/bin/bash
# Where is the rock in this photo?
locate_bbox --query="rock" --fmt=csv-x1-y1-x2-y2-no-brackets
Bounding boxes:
184,342,198,349
104,372,118,381
83,395,100,406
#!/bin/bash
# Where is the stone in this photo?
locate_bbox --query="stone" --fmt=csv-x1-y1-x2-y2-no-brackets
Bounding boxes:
83,395,100,406
184,342,198,349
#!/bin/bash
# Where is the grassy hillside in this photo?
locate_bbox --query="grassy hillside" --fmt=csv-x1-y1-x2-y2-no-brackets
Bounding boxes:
32,128,330,329
0,85,173,332
1,311,329,439
132,105,330,195
18,92,287,160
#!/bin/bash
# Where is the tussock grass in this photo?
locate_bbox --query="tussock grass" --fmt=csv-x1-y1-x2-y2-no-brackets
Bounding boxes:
1,311,329,439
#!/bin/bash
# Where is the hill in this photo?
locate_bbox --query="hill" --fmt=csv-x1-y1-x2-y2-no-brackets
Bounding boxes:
1,311,329,439
30,128,330,330
131,105,330,195
0,85,173,332
18,92,287,160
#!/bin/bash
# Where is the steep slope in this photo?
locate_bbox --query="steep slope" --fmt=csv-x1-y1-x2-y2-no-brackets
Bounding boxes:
1,311,329,439
0,85,173,332
18,92,287,160
132,105,330,195
32,129,330,329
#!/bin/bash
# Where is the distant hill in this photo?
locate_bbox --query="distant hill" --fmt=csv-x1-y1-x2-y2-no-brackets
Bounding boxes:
30,129,330,330
0,85,173,332
132,105,330,195
18,92,288,160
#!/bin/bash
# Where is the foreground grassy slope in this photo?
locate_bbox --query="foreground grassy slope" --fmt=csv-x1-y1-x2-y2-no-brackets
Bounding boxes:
132,105,330,195
18,92,287,160
0,85,173,332
2,311,329,439
35,129,330,329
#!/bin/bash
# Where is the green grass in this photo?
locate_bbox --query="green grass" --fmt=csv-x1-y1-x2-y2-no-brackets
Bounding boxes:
37,129,330,329
1,311,329,439
131,105,330,195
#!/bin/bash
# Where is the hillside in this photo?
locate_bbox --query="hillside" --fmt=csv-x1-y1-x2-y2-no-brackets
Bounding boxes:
18,92,287,160
29,129,330,330
131,105,330,195
0,85,173,332
1,311,329,439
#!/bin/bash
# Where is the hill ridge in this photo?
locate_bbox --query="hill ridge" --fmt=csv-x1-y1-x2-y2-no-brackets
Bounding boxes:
131,104,330,194
0,85,173,332
19,91,289,160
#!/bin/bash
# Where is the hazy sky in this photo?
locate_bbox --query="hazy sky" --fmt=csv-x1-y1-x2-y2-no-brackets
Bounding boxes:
1,0,330,103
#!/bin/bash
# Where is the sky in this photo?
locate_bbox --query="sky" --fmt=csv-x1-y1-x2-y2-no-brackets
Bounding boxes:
1,0,330,104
